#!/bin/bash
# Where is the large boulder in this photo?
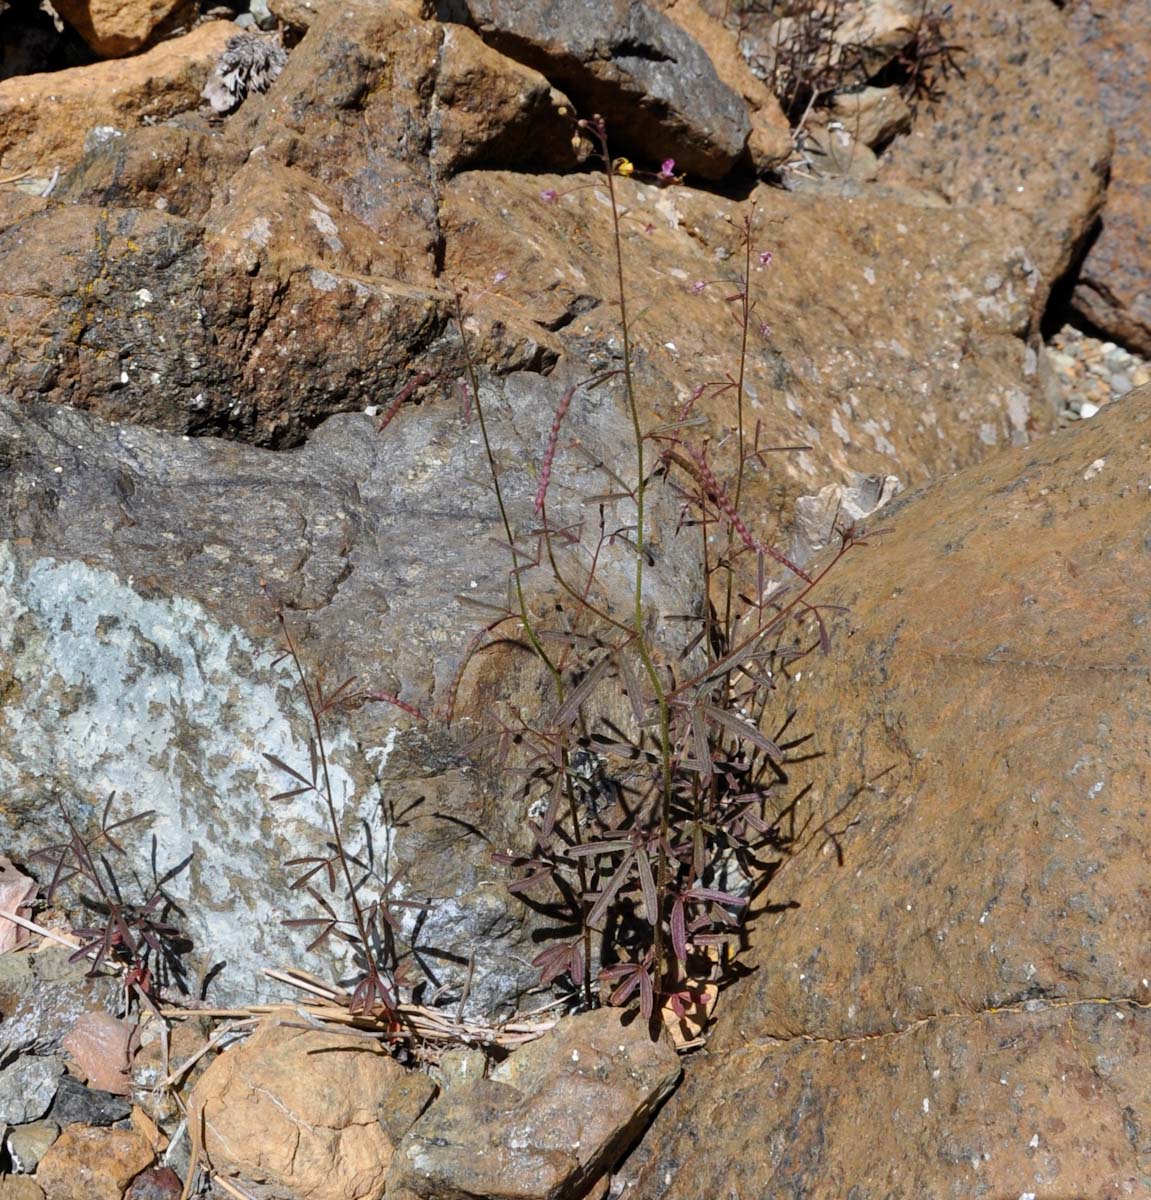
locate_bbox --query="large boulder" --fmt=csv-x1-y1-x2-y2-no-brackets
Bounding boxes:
623,385,1151,1196
441,168,1055,554
0,22,234,175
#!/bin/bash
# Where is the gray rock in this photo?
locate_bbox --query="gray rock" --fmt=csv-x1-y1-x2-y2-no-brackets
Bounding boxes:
0,1057,63,1126
436,0,751,179
0,373,699,1014
389,1007,681,1199
0,948,120,1061
5,1121,59,1174
47,1075,132,1127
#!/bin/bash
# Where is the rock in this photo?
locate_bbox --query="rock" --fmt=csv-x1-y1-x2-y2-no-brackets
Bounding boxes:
35,1124,153,1200
0,1180,45,1200
62,1012,138,1096
123,1168,182,1200
829,85,912,149
0,312,699,1012
441,169,1052,521
881,0,1112,313
48,1075,133,1127
832,0,922,79
0,1056,63,1125
432,24,581,174
1066,0,1151,355
438,0,751,180
0,22,235,174
4,1120,59,1174
51,0,195,56
0,947,120,1060
388,1007,681,1200
0,855,36,952
802,119,879,181
190,1021,436,1200
623,385,1151,1196
656,0,792,171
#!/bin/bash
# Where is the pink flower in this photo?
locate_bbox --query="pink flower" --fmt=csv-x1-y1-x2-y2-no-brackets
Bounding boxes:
492,269,509,284
540,188,559,204
657,157,677,186
690,280,707,294
758,250,773,267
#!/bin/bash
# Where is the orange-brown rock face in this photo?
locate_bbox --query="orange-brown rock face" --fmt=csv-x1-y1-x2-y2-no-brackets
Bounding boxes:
624,384,1151,1197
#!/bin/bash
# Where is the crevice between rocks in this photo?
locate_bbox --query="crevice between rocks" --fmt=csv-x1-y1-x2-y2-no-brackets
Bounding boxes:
720,994,1151,1053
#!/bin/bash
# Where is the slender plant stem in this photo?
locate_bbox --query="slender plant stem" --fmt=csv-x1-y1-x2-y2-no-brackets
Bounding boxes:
594,123,674,988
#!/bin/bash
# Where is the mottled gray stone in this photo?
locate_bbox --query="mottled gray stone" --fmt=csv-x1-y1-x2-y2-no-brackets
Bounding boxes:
0,948,120,1061
0,1056,63,1126
0,374,699,1014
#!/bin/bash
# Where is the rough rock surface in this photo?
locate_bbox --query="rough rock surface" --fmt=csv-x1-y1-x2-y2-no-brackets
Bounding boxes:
0,1055,62,1126
0,365,699,1009
1066,0,1151,355
624,386,1151,1197
0,22,234,173
655,0,792,171
0,947,120,1059
389,1008,681,1199
880,0,1112,309
62,1012,137,1095
51,0,194,56
0,1180,45,1200
190,1021,436,1200
437,0,751,179
442,169,1053,535
35,1124,154,1200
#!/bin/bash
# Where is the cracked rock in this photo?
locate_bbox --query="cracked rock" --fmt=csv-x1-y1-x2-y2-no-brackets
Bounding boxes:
190,1021,437,1200
623,385,1151,1198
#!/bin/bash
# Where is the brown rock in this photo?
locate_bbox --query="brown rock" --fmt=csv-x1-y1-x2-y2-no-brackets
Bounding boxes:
388,1007,681,1199
63,1012,138,1096
36,1124,153,1200
51,0,194,56
190,1021,436,1200
0,1180,46,1200
432,24,581,175
0,22,235,174
881,0,1112,312
829,85,912,149
624,386,1151,1196
441,169,1053,530
1067,0,1151,355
